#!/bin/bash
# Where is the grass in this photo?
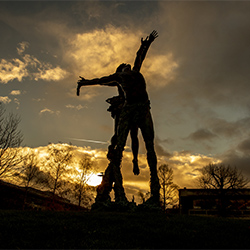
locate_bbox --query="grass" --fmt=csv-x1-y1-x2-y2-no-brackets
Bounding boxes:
0,210,250,249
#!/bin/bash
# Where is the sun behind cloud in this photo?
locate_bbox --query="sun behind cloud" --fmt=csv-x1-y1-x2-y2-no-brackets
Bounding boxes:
86,173,102,187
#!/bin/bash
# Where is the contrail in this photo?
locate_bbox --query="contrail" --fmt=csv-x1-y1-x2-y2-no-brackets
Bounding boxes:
68,138,110,145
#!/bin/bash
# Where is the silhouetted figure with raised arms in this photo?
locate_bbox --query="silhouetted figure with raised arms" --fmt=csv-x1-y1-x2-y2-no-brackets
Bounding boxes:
77,30,160,207
105,30,158,176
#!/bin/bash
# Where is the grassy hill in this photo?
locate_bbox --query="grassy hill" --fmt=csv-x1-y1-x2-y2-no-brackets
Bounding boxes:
0,210,250,249
1,180,250,249
0,180,85,211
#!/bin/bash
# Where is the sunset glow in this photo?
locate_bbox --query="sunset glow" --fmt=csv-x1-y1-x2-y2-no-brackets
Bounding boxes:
1,1,250,206
86,173,102,187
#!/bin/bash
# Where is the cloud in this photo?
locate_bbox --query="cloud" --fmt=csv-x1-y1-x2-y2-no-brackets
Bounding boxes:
0,42,68,83
34,66,68,81
32,98,45,102
69,26,140,79
158,2,250,102
0,58,28,83
68,25,178,89
17,41,29,55
66,104,87,110
2,1,250,192
68,83,102,101
154,137,172,157
14,98,20,109
237,139,250,154
0,96,11,104
220,148,250,183
143,53,178,87
203,116,250,150
152,2,250,145
39,108,60,116
208,117,242,138
186,128,217,142
161,151,221,188
12,142,222,204
10,90,21,95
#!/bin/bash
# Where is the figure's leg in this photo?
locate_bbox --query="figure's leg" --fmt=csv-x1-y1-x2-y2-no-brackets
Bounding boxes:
130,125,139,175
95,114,122,203
139,110,160,203
95,163,114,203
112,109,131,202
107,134,117,160
107,115,119,160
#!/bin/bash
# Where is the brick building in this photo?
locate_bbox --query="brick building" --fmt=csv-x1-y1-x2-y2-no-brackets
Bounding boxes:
179,188,250,216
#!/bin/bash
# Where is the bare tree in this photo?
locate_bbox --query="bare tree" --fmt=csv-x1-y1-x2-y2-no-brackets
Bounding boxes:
158,164,179,210
0,103,23,179
197,163,249,190
19,151,40,208
45,144,73,201
74,154,94,208
197,163,249,215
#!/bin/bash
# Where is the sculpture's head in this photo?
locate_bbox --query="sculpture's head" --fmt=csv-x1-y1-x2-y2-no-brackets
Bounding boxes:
122,64,131,72
116,63,131,73
116,63,126,72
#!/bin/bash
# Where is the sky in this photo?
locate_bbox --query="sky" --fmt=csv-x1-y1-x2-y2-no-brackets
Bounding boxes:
1,1,250,200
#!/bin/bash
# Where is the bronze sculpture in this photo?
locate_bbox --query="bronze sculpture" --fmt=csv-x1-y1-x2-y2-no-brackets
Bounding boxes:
77,30,160,208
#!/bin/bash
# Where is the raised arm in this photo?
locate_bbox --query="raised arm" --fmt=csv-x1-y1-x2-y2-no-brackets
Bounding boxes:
132,30,158,72
77,74,119,96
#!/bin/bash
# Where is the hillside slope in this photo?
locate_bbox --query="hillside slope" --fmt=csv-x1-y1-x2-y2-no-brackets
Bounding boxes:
0,180,86,211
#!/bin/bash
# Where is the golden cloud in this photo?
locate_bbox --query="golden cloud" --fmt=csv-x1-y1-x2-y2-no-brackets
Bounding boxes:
0,42,68,83
10,90,21,96
68,26,178,91
39,108,60,116
69,26,142,79
34,66,68,81
0,96,11,104
65,104,87,110
0,58,28,83
8,143,220,203
143,53,179,87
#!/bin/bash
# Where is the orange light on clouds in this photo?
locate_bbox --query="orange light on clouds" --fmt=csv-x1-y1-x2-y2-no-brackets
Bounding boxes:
11,144,222,193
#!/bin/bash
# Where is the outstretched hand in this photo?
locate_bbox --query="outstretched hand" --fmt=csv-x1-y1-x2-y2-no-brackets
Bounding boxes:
141,30,158,44
77,76,86,96
149,30,158,42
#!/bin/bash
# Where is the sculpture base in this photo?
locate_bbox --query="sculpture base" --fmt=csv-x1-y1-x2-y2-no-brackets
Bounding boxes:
91,199,162,212
91,200,137,212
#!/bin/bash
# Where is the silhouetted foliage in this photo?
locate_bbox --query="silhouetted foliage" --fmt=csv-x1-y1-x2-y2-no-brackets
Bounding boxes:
74,154,94,208
19,151,40,208
197,163,249,215
158,164,179,210
20,152,39,187
44,144,73,201
197,163,249,190
0,103,23,179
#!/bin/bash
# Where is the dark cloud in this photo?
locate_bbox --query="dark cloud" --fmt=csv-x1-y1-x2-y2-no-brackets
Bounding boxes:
187,128,217,142
219,137,250,183
154,137,172,157
69,1,160,33
237,138,250,154
209,118,243,138
163,2,250,109
221,149,250,182
153,1,250,152
2,0,250,192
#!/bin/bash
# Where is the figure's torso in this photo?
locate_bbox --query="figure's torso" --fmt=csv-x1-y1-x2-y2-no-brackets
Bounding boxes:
118,71,148,104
